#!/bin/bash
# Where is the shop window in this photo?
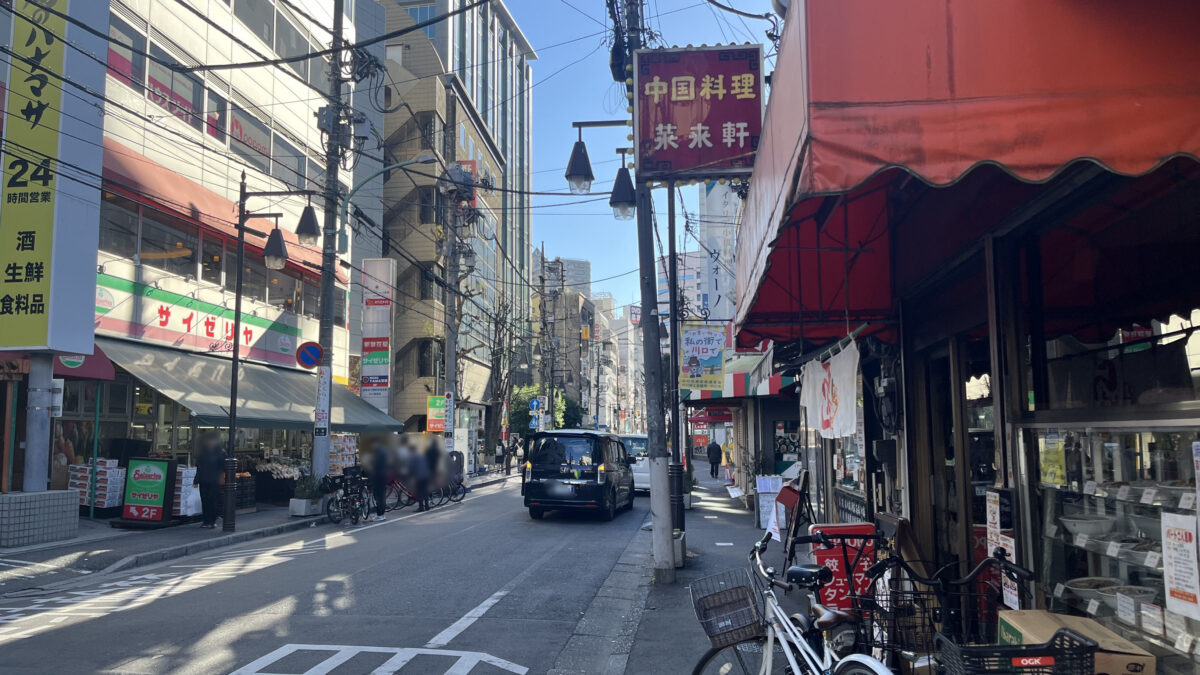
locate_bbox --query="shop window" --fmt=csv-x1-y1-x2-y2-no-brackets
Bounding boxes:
140,211,198,279
271,134,305,189
234,0,274,47
230,105,272,174
268,269,300,310
201,237,224,286
106,379,130,416
228,253,268,303
107,14,145,90
98,195,139,260
206,89,228,141
147,45,203,131
301,280,319,318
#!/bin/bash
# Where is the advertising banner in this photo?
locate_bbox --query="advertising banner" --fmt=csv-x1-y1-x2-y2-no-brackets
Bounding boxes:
679,322,725,391
427,395,446,432
1162,510,1200,620
360,258,395,414
122,458,173,522
634,45,764,179
809,522,876,611
1,0,106,352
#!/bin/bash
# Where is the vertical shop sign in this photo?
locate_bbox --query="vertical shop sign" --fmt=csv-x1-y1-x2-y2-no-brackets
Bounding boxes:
1,0,105,352
679,322,725,390
1040,430,1066,485
360,258,394,414
1163,510,1200,620
427,395,446,432
634,45,763,179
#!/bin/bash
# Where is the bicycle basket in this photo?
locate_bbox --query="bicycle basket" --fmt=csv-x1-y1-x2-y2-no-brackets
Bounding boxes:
935,627,1097,674
690,569,764,649
317,474,343,494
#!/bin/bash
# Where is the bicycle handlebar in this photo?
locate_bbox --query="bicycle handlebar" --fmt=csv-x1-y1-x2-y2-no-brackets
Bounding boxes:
867,546,1034,587
749,533,794,592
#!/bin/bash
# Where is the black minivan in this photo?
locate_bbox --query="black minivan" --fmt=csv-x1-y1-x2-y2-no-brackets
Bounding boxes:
522,430,635,520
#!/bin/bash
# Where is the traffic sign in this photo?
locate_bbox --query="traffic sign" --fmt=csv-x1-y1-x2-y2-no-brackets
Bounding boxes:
529,398,541,411
296,341,323,369
529,419,538,429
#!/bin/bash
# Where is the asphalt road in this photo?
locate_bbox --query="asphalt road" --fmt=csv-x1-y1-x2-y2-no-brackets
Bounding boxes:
0,478,650,674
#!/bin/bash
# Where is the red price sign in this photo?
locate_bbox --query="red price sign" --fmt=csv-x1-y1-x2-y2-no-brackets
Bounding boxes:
810,522,876,611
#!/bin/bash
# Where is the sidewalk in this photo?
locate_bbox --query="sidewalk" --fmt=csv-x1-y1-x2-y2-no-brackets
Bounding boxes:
0,472,515,596
625,460,803,672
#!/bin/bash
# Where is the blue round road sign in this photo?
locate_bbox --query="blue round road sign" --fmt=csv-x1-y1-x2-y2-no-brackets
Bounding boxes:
529,398,541,411
297,341,323,369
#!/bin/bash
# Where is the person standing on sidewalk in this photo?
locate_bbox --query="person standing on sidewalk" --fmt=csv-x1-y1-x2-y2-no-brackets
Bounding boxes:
706,440,722,479
194,432,225,529
368,437,389,522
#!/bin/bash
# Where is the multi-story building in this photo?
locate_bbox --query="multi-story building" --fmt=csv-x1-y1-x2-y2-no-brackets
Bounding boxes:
611,306,646,433
533,287,593,410
380,2,535,446
534,253,592,299
1,1,395,509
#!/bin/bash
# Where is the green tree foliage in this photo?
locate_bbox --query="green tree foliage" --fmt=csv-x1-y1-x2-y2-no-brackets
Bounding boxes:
561,397,584,429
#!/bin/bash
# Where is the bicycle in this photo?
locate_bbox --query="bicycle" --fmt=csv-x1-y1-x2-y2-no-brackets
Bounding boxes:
323,468,371,526
691,531,892,675
383,474,420,511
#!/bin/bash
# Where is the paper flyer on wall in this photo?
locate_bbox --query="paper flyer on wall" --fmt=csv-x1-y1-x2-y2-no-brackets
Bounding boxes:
1161,510,1200,621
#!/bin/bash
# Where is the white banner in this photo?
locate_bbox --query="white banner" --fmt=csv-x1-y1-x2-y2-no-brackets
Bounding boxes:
360,258,394,414
799,340,859,438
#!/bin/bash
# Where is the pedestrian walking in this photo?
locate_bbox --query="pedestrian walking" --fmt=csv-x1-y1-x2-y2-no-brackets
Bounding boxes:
413,439,434,511
503,441,514,475
706,440,722,479
194,431,225,529
369,437,389,522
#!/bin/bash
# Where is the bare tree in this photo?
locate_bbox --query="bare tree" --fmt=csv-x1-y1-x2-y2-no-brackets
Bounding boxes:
484,294,520,460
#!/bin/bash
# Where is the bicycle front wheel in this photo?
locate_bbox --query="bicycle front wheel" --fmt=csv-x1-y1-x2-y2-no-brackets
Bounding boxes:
384,484,401,510
326,496,345,524
692,637,795,675
831,655,892,675
448,481,466,503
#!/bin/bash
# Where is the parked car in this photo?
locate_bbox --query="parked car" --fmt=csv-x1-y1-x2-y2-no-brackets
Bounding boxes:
621,434,650,492
523,430,635,521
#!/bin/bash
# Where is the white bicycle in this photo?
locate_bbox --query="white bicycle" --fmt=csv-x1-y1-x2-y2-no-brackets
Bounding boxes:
691,532,890,675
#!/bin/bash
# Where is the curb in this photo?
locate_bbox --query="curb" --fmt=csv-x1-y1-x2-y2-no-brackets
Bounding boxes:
99,515,325,575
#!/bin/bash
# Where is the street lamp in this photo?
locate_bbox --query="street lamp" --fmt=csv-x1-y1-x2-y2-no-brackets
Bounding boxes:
610,150,637,220
565,131,594,195
295,204,321,246
225,173,318,532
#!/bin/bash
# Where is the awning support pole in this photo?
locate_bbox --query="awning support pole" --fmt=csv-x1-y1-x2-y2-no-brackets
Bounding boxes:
816,322,869,362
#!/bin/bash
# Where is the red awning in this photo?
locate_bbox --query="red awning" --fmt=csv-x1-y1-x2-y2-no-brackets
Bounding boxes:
736,0,1200,347
101,138,346,284
689,410,732,424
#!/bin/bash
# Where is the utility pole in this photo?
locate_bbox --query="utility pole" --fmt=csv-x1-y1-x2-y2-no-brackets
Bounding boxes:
667,181,684,531
442,90,462,459
538,241,547,425
626,0,675,583
312,0,346,481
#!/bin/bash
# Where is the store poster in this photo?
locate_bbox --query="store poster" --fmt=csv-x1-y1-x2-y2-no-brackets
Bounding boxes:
122,459,171,521
1161,510,1200,621
329,434,358,474
810,522,875,611
678,322,726,391
360,258,394,414
999,533,1019,610
1039,431,1066,485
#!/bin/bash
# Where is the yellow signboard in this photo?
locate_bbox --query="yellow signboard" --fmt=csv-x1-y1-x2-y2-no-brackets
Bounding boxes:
0,1,69,348
679,322,726,391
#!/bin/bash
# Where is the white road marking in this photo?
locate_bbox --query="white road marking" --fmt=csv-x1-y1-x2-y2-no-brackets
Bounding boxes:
703,516,718,519
424,540,568,649
230,644,527,675
715,542,734,547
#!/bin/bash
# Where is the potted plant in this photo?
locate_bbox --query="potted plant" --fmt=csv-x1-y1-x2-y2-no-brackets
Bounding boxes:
289,474,322,516
683,461,695,509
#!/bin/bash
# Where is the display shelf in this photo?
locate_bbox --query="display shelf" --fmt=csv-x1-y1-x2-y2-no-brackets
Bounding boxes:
1044,483,1197,512
1043,530,1163,572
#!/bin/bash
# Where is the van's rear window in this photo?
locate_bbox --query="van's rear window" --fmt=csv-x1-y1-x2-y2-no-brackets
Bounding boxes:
531,437,595,465
622,437,648,456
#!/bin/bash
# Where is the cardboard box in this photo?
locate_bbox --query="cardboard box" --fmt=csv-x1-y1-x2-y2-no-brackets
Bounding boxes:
998,610,1154,675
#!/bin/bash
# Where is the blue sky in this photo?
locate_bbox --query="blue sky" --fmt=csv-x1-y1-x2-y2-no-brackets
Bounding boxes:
503,0,777,307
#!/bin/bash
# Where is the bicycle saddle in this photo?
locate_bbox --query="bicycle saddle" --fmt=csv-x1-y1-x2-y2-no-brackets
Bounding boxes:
785,564,833,587
810,603,859,630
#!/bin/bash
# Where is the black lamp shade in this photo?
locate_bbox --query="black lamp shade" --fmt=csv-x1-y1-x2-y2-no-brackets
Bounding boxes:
263,227,289,270
564,140,595,194
295,205,321,246
609,167,637,220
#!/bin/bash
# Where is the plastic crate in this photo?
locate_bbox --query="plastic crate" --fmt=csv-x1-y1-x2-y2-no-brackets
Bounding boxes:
690,569,764,648
935,627,1097,674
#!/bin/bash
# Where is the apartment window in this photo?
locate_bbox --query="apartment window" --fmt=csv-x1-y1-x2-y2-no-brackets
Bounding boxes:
334,289,347,327
420,268,437,300
141,211,198,279
272,135,305,189
201,237,223,286
148,45,204,130
230,105,272,173
98,195,140,260
235,0,274,47
307,159,325,192
107,15,145,90
308,57,328,92
274,14,308,79
206,89,228,141
405,3,438,40
419,186,437,224
418,339,442,378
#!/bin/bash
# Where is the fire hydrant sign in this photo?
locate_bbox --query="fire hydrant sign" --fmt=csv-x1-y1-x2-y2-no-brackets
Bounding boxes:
1161,510,1200,620
634,46,763,179
122,459,172,522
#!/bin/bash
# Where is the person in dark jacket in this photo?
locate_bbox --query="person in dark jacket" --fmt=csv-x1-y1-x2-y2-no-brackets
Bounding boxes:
706,441,723,479
412,438,433,511
194,431,226,529
369,437,389,522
